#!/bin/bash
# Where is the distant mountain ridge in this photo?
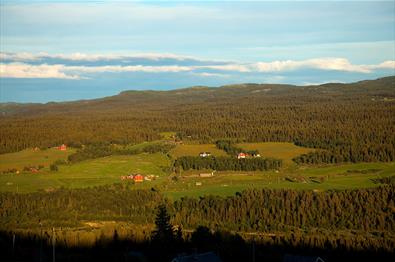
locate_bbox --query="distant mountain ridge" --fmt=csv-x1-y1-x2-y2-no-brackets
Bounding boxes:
1,76,394,117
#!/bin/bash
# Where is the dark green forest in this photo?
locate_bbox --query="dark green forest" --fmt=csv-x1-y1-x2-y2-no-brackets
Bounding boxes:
174,156,282,171
1,76,394,164
1,184,394,254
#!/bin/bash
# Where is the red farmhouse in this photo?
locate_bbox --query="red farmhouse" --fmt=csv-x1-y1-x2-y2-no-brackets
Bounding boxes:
133,174,144,183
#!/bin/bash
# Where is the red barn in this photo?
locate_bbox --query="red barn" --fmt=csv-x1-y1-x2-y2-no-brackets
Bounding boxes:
133,174,144,183
58,144,67,151
237,152,246,159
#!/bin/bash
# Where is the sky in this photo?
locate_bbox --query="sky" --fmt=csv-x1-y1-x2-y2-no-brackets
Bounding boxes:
0,0,394,103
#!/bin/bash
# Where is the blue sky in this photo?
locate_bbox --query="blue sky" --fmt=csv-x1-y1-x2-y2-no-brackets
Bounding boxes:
0,0,394,102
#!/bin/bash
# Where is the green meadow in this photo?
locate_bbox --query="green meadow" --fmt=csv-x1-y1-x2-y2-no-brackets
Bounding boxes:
169,143,227,158
237,142,315,165
0,142,394,198
164,162,395,199
0,147,76,171
0,153,169,193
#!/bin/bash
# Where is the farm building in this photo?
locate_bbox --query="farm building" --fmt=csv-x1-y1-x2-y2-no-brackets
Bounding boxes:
237,152,246,159
199,152,211,158
120,174,134,180
199,171,214,177
121,174,145,182
58,144,67,151
133,174,144,183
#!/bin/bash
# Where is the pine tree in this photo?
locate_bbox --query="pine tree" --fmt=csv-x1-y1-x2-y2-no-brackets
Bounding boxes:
151,204,175,243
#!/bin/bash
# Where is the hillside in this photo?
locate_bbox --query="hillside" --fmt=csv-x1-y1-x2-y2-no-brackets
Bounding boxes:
0,76,394,165
1,76,394,117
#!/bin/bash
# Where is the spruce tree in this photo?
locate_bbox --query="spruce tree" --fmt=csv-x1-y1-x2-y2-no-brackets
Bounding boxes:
151,204,175,243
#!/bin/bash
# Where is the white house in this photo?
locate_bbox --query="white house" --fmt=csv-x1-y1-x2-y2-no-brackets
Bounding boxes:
199,152,211,158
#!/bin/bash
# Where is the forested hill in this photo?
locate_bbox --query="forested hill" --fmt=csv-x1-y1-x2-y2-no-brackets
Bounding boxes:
0,76,394,164
1,76,394,116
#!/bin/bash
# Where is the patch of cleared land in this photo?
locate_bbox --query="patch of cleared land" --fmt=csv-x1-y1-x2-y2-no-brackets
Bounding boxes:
1,142,394,198
0,147,76,172
0,153,169,193
237,142,315,165
169,144,227,158
165,162,395,199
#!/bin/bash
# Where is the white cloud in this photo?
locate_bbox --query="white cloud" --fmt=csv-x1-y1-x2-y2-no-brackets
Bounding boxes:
367,60,395,70
253,58,391,73
0,52,41,62
1,55,394,79
0,63,193,79
0,63,80,79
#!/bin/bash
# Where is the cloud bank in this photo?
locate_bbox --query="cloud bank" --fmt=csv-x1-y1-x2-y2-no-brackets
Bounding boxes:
0,52,394,80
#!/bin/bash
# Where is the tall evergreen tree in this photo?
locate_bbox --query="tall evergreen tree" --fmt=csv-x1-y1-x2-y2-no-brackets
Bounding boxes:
151,204,175,243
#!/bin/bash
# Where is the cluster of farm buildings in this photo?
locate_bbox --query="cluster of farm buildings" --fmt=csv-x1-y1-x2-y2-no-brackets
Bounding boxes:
120,174,158,183
236,152,260,159
199,151,261,159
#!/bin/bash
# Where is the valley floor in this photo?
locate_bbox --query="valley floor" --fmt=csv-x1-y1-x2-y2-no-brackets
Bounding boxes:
0,142,394,198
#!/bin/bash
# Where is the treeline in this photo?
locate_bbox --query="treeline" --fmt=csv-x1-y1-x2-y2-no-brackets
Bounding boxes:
1,185,395,260
171,187,395,234
1,185,394,240
67,142,174,163
215,140,243,155
1,77,394,164
173,156,282,171
215,140,258,156
0,184,163,228
293,141,395,164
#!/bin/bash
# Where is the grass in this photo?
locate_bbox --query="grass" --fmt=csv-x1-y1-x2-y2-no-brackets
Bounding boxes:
114,140,162,151
237,142,315,166
0,147,76,172
0,153,169,193
169,144,227,158
164,162,395,199
1,142,394,198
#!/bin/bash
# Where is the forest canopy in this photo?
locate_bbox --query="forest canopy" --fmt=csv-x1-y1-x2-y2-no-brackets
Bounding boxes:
0,76,394,164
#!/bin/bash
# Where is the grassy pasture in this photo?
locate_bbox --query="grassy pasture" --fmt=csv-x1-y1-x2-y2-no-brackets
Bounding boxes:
0,153,169,193
0,147,76,172
0,142,394,198
237,142,315,165
169,144,227,158
165,162,395,199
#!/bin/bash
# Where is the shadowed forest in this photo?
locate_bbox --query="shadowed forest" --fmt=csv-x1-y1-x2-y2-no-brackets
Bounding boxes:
1,184,394,261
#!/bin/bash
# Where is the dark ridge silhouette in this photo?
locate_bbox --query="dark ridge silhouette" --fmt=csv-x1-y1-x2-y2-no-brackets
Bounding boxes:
0,228,394,262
